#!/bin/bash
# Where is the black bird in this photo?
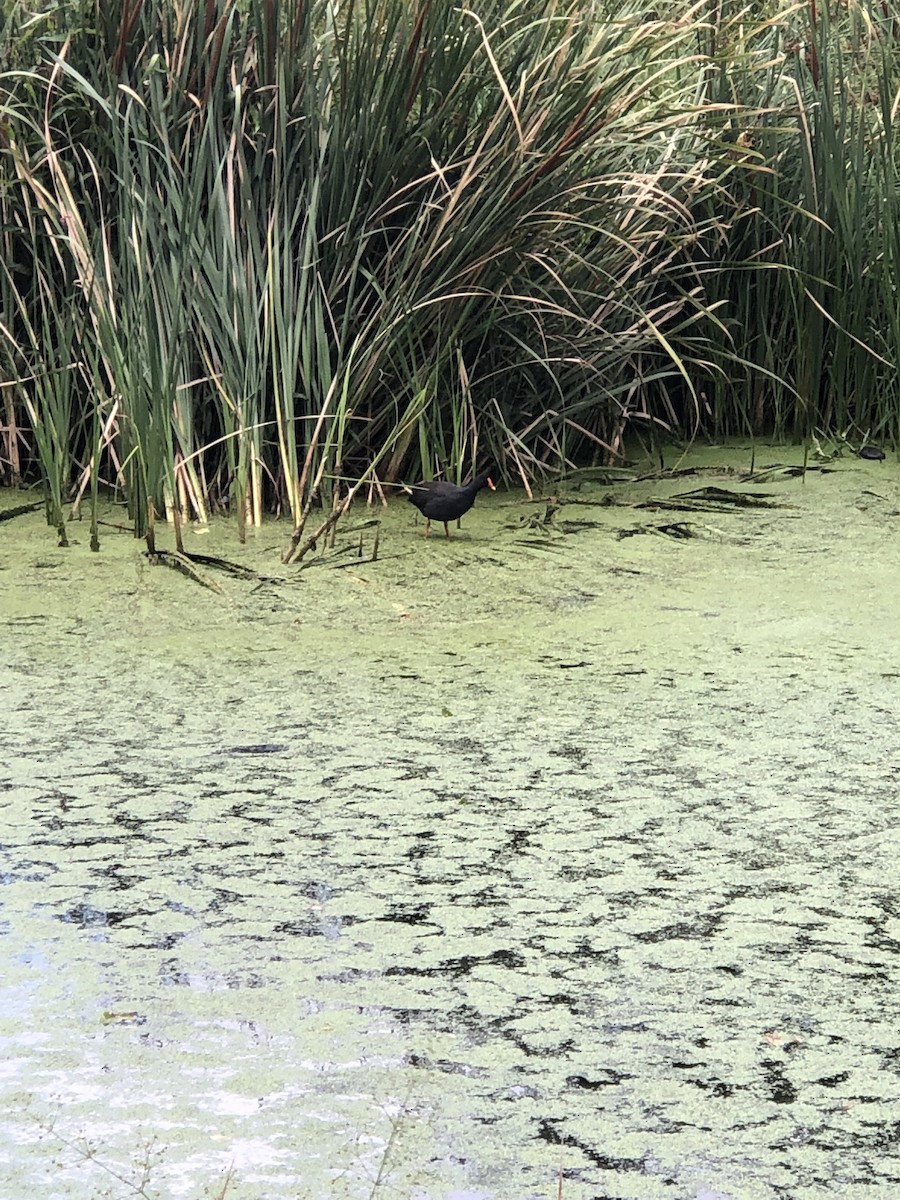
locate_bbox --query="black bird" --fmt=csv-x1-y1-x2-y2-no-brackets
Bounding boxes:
406,470,496,538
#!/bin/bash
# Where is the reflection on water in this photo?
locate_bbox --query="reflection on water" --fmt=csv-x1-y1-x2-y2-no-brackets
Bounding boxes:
3,635,900,1200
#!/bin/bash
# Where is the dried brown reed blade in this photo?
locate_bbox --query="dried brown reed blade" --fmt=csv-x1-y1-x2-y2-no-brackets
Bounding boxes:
178,551,283,585
637,487,781,512
654,521,696,538
212,1165,236,1199
144,550,224,593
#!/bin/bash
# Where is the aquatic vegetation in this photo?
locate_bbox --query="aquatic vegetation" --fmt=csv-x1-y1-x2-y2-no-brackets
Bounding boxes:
3,452,900,1197
1,0,899,555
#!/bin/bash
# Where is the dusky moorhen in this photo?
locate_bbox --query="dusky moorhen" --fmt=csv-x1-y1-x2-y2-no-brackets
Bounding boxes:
406,470,496,538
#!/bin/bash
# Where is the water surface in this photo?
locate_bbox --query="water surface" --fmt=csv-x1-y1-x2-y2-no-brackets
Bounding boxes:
2,447,900,1198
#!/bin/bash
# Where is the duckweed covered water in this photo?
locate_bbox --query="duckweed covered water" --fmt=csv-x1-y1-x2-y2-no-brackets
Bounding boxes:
2,446,900,1199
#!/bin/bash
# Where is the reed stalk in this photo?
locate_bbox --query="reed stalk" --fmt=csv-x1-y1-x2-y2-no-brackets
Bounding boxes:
1,0,898,540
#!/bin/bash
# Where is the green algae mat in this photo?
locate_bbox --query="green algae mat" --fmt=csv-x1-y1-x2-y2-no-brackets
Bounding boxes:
2,446,899,1199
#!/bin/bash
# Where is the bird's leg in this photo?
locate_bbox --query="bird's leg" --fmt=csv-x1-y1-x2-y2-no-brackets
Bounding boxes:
424,519,431,538
443,522,451,539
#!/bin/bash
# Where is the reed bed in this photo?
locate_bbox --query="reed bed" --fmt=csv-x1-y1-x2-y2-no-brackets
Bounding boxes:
1,0,898,550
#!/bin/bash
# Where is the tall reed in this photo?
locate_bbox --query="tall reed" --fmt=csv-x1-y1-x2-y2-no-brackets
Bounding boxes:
1,0,899,548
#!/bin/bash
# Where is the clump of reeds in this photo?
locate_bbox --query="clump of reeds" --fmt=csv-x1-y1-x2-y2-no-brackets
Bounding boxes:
1,0,898,551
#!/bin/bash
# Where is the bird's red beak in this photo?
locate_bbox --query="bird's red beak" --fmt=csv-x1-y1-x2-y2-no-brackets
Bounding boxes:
487,477,496,490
